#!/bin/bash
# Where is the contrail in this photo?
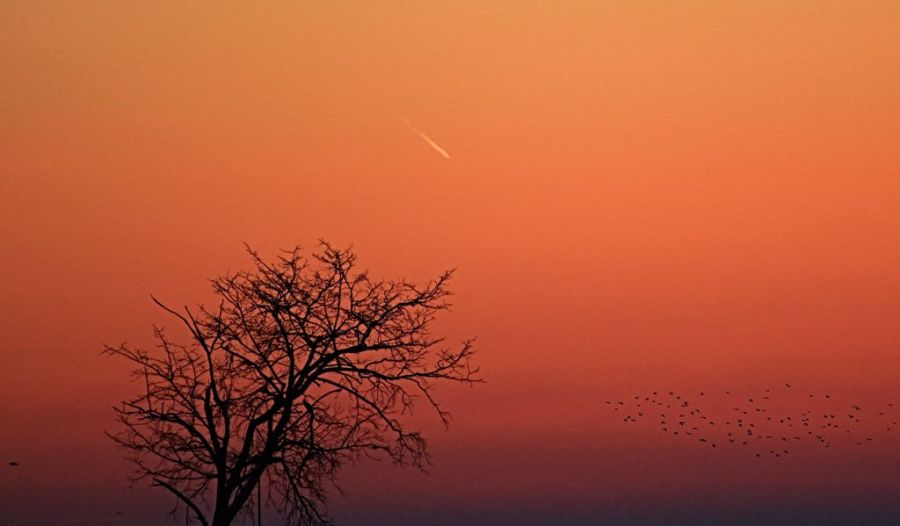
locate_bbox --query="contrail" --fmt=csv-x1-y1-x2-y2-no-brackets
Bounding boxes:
400,116,450,159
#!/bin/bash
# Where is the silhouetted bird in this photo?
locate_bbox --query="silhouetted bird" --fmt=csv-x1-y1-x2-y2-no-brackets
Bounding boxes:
8,461,18,467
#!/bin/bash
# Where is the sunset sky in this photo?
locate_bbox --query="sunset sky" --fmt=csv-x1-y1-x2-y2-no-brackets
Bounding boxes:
3,2,900,525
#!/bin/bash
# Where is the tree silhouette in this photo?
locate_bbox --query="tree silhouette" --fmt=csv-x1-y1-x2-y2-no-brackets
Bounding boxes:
105,243,479,526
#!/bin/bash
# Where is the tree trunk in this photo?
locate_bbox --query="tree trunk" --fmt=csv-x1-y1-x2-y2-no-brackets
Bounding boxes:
211,512,233,526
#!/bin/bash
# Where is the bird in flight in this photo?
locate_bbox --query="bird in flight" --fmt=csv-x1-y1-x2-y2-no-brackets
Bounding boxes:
8,461,19,467
400,116,451,160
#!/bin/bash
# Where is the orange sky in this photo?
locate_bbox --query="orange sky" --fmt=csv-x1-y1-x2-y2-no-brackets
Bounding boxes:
3,2,900,525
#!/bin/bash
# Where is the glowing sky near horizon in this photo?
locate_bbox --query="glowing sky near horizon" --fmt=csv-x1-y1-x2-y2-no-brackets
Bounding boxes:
3,2,900,525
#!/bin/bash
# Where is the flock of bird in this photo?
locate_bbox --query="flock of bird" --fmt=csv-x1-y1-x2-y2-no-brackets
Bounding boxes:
604,384,899,458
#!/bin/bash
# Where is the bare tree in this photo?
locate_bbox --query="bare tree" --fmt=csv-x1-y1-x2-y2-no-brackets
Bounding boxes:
105,243,479,526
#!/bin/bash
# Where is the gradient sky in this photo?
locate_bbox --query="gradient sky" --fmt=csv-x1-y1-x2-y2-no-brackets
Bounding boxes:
3,2,900,525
